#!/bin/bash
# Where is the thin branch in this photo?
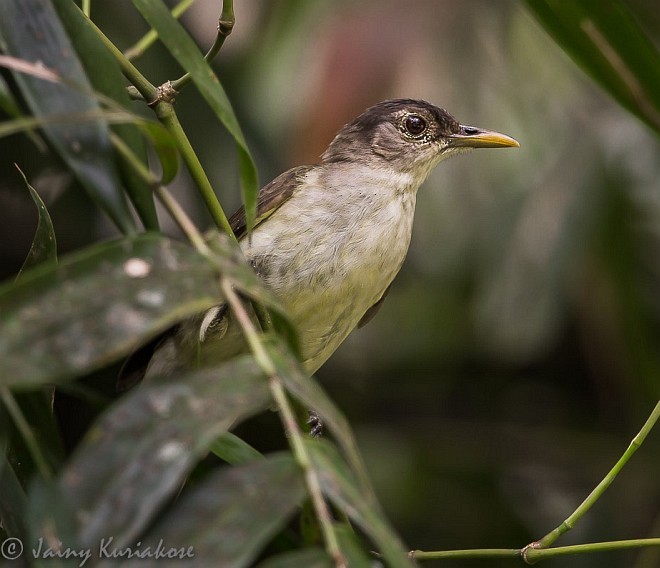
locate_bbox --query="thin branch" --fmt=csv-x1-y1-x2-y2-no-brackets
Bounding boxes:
535,399,660,549
170,0,235,92
153,101,235,240
109,132,209,254
124,0,197,61
221,281,346,568
81,7,158,103
523,539,660,564
412,539,660,563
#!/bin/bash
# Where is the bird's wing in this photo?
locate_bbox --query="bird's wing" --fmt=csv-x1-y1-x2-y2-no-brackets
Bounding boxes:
229,165,313,240
358,284,392,328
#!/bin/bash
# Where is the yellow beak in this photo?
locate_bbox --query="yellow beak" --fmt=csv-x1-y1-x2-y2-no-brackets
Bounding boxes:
449,124,520,148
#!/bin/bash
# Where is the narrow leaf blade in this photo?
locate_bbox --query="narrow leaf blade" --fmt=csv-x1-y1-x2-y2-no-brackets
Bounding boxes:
119,454,305,568
53,0,159,231
264,335,372,492
524,0,660,134
306,439,414,568
0,234,222,386
16,168,57,277
60,356,270,550
0,0,136,233
130,0,259,229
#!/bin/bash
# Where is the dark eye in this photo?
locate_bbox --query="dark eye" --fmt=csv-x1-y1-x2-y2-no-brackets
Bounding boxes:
404,114,427,137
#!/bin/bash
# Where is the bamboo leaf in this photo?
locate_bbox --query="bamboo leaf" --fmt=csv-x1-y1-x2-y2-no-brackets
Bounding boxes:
130,0,259,230
137,121,179,185
60,356,270,551
210,432,264,465
0,234,223,387
264,335,372,493
53,0,159,231
0,451,28,539
0,0,137,234
255,549,333,568
524,0,660,134
206,232,300,354
305,439,414,568
115,453,305,568
335,524,376,568
16,168,57,277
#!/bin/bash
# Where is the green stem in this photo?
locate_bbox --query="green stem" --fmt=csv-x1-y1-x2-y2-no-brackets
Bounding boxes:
170,0,234,92
523,539,660,564
412,548,521,561
221,281,346,568
82,8,158,102
153,101,235,239
82,0,91,17
536,400,660,548
412,539,660,563
124,0,197,61
0,387,52,481
110,133,209,254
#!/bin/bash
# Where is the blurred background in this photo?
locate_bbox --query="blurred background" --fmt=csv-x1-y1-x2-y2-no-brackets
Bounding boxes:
1,1,659,566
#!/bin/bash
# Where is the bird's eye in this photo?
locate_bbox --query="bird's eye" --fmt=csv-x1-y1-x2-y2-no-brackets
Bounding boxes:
404,114,427,137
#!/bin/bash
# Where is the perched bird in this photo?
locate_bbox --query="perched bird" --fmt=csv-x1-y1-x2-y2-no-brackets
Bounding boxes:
119,99,518,388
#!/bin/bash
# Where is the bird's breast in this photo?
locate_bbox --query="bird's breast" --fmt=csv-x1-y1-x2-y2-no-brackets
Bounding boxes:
242,172,417,372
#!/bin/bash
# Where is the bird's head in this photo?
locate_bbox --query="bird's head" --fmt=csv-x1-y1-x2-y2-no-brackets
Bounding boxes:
322,99,519,179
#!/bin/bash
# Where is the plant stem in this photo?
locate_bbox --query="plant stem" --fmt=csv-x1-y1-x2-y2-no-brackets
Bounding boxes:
110,133,209,254
523,539,660,564
170,0,235,92
82,0,91,17
0,387,52,481
221,281,346,568
124,0,197,61
153,101,235,239
412,539,660,563
82,9,158,103
411,548,521,561
535,399,660,549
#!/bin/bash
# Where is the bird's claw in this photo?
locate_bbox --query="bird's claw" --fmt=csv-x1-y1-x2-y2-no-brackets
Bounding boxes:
307,410,323,437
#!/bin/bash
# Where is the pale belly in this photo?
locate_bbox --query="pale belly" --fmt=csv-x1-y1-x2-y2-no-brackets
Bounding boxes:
243,191,416,373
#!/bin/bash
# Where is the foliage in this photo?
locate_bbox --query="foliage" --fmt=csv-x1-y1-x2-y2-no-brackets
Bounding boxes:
0,1,658,567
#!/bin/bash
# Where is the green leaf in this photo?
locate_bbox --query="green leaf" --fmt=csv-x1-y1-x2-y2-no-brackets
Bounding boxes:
524,0,660,135
0,451,27,539
4,388,64,489
16,168,57,277
210,432,264,465
137,121,179,185
205,232,301,354
335,524,375,568
0,234,223,387
264,335,372,493
0,0,137,234
61,356,270,550
255,549,333,568
120,453,305,568
52,0,160,230
305,439,414,568
130,0,259,230
27,477,79,568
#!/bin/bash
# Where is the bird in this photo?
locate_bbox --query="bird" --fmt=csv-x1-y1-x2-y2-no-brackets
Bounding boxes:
118,99,518,389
